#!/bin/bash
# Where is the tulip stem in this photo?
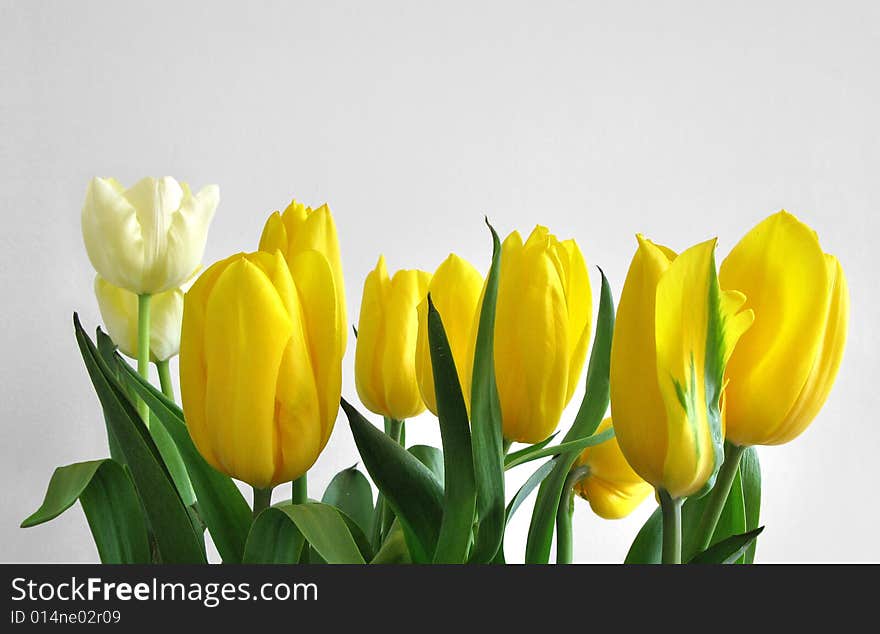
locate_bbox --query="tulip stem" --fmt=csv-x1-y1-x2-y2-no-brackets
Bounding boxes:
155,359,175,402
136,294,152,425
385,418,404,445
292,474,308,505
556,465,591,564
253,487,272,519
695,442,746,552
659,489,683,564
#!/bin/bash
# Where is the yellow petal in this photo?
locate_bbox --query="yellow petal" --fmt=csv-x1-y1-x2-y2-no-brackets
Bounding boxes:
355,255,392,416
494,230,569,443
382,269,431,420
557,238,592,404
720,211,831,446
202,256,293,489
416,254,484,415
258,210,288,254
289,249,342,450
654,238,720,498
765,254,849,444
610,235,675,488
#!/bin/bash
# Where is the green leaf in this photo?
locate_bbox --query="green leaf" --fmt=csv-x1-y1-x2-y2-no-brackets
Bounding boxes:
503,433,557,470
341,398,443,563
73,314,205,563
371,520,411,564
468,218,505,563
624,506,662,564
525,269,614,563
22,459,150,564
427,295,477,563
244,502,365,564
94,329,196,507
689,526,765,564
322,466,374,537
408,445,444,482
740,447,761,563
504,427,616,470
334,507,375,562
506,458,558,525
115,356,252,564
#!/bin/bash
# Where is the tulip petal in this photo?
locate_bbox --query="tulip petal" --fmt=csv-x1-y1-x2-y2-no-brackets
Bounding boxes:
202,257,293,489
610,235,675,487
258,211,289,254
355,256,392,416
767,254,849,444
719,211,831,446
558,239,592,404
157,183,218,294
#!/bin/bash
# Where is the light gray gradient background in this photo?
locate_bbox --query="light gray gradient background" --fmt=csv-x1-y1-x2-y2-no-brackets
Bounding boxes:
2,1,877,563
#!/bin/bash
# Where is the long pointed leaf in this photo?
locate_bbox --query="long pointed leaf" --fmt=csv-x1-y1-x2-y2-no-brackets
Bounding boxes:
504,427,615,469
341,398,443,563
689,526,765,564
322,466,374,537
427,295,477,563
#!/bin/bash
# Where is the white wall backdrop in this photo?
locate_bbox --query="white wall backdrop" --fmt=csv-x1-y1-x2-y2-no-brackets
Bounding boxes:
2,0,877,562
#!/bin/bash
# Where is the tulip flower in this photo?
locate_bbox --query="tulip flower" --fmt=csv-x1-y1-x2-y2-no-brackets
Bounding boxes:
492,226,591,444
179,249,343,491
572,419,653,520
719,211,849,447
415,254,484,415
94,275,185,363
82,177,219,295
610,236,753,500
259,199,347,354
355,256,431,421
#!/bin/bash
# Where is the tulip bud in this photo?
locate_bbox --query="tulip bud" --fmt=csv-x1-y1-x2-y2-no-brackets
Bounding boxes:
259,199,347,353
719,211,849,446
573,418,653,519
94,275,186,362
491,226,592,444
179,249,343,488
610,236,754,499
82,177,218,294
415,254,484,416
355,256,431,420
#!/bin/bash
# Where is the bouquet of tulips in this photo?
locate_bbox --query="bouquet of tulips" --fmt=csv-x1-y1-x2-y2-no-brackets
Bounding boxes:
21,176,848,564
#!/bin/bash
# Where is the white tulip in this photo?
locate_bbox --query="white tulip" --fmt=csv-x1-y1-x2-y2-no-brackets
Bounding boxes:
82,176,218,294
94,275,187,362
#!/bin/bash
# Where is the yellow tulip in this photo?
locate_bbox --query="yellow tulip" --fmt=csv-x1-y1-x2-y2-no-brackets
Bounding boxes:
491,226,592,444
415,254,484,416
259,199,348,353
719,211,849,446
610,236,754,499
94,275,186,362
355,256,431,420
573,418,653,519
82,177,218,294
179,249,342,488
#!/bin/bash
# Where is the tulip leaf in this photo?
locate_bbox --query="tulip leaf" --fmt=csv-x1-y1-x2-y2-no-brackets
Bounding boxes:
341,398,444,564
371,519,412,564
427,295,477,563
503,433,557,470
244,502,365,564
73,314,206,563
506,458,558,525
624,505,663,564
525,269,614,563
688,526,764,564
322,466,374,537
468,218,506,563
21,459,151,564
408,445,445,482
115,356,252,564
504,427,616,470
740,447,761,563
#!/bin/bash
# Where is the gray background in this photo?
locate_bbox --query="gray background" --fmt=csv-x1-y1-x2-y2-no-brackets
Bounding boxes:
2,0,877,562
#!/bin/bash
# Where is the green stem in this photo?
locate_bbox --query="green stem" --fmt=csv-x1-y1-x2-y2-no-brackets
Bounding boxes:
136,294,152,425
659,489,683,564
252,487,273,519
292,474,308,505
385,418,404,445
695,442,746,551
155,359,175,402
556,465,590,564
371,418,405,550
